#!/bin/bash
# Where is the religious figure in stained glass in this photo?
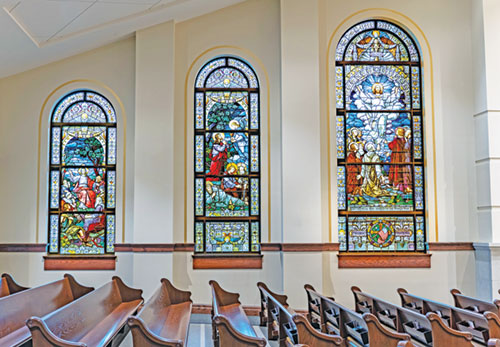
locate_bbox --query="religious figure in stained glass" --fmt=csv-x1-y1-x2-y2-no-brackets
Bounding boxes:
194,57,260,253
336,20,425,252
48,90,117,254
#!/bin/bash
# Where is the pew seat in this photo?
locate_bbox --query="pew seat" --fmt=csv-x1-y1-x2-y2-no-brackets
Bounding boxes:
128,278,193,346
0,274,93,347
27,276,143,347
210,280,267,347
0,273,28,298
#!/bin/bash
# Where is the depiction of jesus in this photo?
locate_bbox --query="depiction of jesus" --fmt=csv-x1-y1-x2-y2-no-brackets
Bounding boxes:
207,133,228,181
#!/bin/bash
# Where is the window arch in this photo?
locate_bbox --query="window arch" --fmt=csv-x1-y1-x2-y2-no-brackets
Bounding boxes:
194,56,260,254
48,90,117,254
335,20,425,252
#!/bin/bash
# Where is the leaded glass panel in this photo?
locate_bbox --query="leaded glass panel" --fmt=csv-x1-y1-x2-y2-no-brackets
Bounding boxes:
336,20,425,252
195,57,260,254
49,90,116,254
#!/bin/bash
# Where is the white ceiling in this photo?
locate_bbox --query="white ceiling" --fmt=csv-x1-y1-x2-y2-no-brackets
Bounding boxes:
0,0,244,78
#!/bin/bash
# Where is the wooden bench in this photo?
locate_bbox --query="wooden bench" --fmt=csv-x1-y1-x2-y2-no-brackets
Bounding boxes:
210,280,267,347
127,278,192,346
304,284,411,347
27,276,143,347
257,282,342,346
0,273,28,298
451,288,500,317
0,274,93,347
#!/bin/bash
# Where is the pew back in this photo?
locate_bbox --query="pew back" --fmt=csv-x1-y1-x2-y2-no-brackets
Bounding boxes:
451,289,500,317
0,274,28,298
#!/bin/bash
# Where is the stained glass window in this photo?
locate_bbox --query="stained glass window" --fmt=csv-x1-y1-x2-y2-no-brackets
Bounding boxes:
48,90,117,254
194,57,260,253
335,20,426,252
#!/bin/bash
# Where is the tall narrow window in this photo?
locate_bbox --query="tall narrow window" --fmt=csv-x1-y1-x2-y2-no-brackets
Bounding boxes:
336,20,425,252
194,57,260,254
48,90,117,254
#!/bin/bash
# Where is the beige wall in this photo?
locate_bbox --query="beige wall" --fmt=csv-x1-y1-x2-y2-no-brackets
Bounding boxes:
0,0,483,309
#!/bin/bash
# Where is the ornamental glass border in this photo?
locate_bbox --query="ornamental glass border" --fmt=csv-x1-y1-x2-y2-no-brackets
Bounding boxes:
48,90,117,255
335,20,426,252
194,56,261,254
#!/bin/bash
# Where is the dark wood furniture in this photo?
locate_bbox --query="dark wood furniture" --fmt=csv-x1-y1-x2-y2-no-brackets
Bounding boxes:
451,288,500,317
304,284,411,347
0,274,93,347
128,278,192,346
210,280,267,347
0,273,28,298
27,276,143,347
257,282,342,346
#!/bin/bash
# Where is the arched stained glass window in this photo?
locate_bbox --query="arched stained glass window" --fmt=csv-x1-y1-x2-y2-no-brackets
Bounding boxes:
48,90,117,254
194,57,260,254
335,20,425,252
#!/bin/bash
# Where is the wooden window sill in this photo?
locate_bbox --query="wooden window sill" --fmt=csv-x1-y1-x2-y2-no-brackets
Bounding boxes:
43,255,116,270
337,253,431,268
192,254,263,269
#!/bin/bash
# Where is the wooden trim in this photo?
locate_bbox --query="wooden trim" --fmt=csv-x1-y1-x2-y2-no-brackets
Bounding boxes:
192,303,307,316
43,255,116,270
192,254,263,269
338,253,431,268
0,242,474,253
428,242,474,251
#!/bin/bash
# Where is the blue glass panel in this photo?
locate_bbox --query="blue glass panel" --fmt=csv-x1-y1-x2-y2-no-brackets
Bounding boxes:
251,178,259,216
416,216,425,250
415,166,424,210
228,58,258,88
195,178,204,216
106,215,115,253
62,126,106,166
338,216,346,251
51,127,61,165
196,58,225,88
63,102,106,123
108,127,116,165
205,221,249,252
53,92,85,122
250,93,258,129
49,214,59,253
50,170,60,209
337,166,346,210
251,222,260,252
86,92,116,123
107,170,115,209
206,68,248,88
195,222,204,252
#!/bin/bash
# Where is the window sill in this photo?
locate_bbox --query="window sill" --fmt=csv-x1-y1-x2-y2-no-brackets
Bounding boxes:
192,254,263,269
337,253,431,268
43,255,116,270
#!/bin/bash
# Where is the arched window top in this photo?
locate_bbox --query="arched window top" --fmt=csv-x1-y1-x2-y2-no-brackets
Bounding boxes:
52,90,116,123
335,20,420,62
196,57,259,89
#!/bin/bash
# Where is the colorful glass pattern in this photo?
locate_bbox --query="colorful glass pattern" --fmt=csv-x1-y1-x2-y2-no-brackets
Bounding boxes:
49,90,116,254
416,216,425,250
195,57,260,254
205,221,249,252
336,20,425,252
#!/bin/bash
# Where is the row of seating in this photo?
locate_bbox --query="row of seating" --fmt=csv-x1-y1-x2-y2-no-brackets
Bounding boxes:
0,274,192,347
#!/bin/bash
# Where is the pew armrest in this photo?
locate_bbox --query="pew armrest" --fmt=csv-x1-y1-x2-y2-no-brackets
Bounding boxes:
293,314,343,346
213,314,266,347
427,312,473,343
363,313,411,341
161,278,192,304
210,280,241,306
128,316,184,347
64,274,94,300
1,273,29,293
257,282,289,306
27,317,86,347
112,276,144,302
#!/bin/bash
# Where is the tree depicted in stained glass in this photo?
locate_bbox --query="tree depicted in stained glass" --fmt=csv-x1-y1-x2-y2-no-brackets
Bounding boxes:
194,57,260,253
49,90,116,254
336,20,425,252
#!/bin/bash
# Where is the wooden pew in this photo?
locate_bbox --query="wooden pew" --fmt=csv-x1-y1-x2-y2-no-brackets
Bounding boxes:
27,276,143,347
257,282,342,346
451,288,500,317
210,280,267,347
127,278,193,346
0,273,28,298
305,284,411,347
0,274,93,347
398,288,500,345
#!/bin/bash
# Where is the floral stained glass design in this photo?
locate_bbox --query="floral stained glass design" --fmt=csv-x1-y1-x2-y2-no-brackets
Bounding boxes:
49,90,117,254
336,20,426,252
194,57,260,253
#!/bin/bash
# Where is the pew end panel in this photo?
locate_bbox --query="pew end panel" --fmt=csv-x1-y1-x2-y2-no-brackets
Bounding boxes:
257,282,289,306
112,275,144,303
303,284,324,329
63,274,94,300
212,315,267,347
427,312,474,347
161,278,192,305
485,311,500,339
362,313,411,347
209,280,241,306
292,314,344,347
26,317,85,347
1,273,29,297
128,316,184,347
